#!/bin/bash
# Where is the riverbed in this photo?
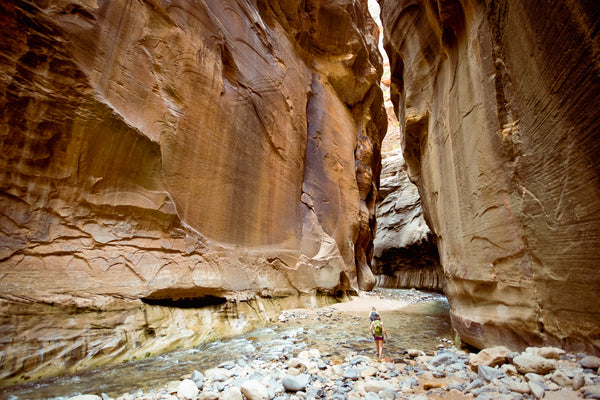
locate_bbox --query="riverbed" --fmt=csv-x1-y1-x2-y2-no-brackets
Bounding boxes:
1,289,451,400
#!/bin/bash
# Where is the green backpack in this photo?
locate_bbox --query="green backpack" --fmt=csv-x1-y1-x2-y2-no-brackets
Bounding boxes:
373,320,382,336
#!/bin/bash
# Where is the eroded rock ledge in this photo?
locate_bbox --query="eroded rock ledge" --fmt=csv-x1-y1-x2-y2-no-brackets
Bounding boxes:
379,0,600,353
0,0,386,383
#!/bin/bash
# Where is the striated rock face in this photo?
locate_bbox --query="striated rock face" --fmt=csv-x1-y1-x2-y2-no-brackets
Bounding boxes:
373,148,442,291
379,0,600,353
0,0,386,383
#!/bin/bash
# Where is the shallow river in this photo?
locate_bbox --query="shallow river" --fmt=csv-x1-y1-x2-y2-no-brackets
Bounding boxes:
2,289,451,400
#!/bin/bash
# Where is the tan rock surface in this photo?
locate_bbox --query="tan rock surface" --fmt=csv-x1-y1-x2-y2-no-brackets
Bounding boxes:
379,0,600,353
0,0,385,383
469,346,511,371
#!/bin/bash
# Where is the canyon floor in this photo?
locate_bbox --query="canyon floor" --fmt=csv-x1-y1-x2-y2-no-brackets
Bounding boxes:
4,289,600,400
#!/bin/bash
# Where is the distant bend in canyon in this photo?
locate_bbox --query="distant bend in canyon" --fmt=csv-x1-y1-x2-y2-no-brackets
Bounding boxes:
378,0,600,354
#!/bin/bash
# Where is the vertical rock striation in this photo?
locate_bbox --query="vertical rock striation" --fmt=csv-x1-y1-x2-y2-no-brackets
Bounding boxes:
373,148,443,291
0,0,386,383
379,0,600,353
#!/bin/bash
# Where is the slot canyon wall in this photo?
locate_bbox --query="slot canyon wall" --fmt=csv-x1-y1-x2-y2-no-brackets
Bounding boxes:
379,0,600,353
370,0,443,293
373,148,443,291
0,0,386,384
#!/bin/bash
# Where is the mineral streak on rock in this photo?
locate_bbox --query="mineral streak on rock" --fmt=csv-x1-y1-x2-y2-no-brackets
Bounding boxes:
379,0,600,353
0,0,386,383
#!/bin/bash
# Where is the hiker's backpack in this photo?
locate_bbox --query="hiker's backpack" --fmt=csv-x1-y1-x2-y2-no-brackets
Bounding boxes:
373,320,382,336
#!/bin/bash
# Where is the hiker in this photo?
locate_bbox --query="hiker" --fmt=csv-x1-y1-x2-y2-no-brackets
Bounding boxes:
369,313,389,360
369,307,377,321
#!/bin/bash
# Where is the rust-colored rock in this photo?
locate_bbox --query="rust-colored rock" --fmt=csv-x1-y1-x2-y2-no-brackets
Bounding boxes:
0,0,385,383
379,0,600,353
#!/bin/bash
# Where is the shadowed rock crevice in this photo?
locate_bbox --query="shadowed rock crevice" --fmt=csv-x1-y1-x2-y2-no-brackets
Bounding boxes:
141,295,228,308
374,234,442,291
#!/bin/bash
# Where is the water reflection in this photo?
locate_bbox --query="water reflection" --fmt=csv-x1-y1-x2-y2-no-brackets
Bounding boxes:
2,289,451,400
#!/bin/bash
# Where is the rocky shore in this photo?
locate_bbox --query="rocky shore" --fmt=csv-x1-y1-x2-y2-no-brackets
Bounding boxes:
64,299,600,400
67,346,600,400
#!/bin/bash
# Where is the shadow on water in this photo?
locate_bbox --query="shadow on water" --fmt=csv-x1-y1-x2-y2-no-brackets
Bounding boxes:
1,289,451,400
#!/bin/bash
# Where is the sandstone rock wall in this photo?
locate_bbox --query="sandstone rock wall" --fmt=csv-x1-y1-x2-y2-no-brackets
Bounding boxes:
379,0,600,353
0,0,386,383
0,292,344,387
373,148,443,291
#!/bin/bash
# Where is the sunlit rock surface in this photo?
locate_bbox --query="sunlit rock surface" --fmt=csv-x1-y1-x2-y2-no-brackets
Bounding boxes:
379,0,600,353
373,148,442,291
0,0,386,383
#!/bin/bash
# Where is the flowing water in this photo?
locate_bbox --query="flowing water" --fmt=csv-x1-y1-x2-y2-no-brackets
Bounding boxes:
1,289,451,400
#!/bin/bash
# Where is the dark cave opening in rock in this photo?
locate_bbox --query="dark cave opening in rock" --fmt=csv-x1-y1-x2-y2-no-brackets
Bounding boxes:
141,295,228,308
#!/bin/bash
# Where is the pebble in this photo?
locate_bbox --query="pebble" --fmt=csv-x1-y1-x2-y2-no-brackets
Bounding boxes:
478,364,504,381
399,376,418,390
176,379,198,399
221,387,243,400
512,353,557,374
240,380,269,400
282,373,310,391
191,370,204,388
508,380,530,393
343,368,360,380
581,356,600,370
528,379,546,399
469,345,511,369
